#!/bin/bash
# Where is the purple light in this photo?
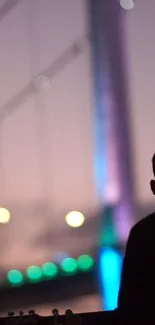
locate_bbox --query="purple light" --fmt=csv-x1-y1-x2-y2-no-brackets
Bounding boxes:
54,252,69,264
114,202,134,241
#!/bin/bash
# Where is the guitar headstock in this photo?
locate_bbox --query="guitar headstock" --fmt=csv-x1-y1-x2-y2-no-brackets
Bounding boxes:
0,309,76,325
0,310,116,325
0,310,39,325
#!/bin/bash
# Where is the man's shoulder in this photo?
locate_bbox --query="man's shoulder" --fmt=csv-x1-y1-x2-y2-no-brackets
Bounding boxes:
131,212,155,235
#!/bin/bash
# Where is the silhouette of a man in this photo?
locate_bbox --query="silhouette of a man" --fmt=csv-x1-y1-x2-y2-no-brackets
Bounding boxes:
117,154,155,320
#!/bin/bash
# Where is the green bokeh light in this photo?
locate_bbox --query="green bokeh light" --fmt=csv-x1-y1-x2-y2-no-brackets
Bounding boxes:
61,258,77,274
7,269,24,285
6,255,95,287
26,265,42,282
77,255,94,271
42,262,58,278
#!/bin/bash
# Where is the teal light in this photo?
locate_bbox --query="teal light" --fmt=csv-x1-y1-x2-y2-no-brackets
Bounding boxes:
77,255,94,271
5,255,97,288
7,270,24,285
99,248,122,310
61,258,78,274
99,207,117,246
26,265,42,282
42,262,58,278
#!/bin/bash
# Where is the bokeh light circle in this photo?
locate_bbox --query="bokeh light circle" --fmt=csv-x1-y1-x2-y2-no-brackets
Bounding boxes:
77,255,94,271
65,211,85,228
26,265,42,282
0,208,11,224
7,270,24,285
61,258,78,274
42,262,58,278
120,0,135,10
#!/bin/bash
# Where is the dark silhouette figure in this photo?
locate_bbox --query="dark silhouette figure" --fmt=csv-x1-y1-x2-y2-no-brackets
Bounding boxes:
117,154,155,320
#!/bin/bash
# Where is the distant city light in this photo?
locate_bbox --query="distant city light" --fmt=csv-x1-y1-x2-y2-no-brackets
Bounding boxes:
65,211,85,227
26,265,42,282
42,262,58,278
0,208,11,224
77,255,94,271
61,258,78,274
120,0,135,10
7,270,24,285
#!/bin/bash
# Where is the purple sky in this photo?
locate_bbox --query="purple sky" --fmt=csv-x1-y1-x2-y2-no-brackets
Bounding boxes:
0,0,97,270
123,0,155,205
0,0,154,270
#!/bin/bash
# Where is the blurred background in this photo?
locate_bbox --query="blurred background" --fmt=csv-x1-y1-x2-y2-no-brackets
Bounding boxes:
0,0,154,316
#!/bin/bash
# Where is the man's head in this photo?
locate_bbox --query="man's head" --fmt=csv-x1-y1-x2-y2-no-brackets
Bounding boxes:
150,154,155,195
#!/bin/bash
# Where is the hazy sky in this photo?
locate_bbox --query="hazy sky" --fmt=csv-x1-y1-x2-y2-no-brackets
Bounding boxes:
123,0,155,205
0,0,97,270
0,0,154,270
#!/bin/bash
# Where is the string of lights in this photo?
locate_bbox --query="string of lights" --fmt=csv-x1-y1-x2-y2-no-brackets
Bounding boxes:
6,254,95,286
